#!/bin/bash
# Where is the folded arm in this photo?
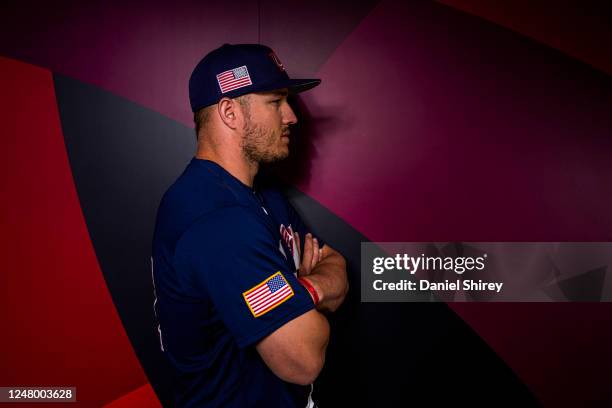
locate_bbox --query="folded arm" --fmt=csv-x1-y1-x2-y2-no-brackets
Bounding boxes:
256,309,330,385
296,233,348,313
256,236,347,384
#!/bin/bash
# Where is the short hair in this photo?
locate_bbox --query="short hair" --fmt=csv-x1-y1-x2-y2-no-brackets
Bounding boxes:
193,95,251,140
194,105,212,140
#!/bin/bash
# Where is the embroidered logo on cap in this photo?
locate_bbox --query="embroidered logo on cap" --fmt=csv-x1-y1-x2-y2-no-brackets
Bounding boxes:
269,52,285,72
216,65,253,93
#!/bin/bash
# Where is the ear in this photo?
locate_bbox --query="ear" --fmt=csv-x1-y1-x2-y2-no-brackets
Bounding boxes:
217,97,240,130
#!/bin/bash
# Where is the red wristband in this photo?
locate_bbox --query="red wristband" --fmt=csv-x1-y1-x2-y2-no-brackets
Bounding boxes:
298,277,319,306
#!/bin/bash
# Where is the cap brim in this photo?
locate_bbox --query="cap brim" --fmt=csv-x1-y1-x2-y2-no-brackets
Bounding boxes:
286,78,321,94
253,78,321,96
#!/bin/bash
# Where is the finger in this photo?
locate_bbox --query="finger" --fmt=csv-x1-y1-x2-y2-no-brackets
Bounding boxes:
301,233,313,275
311,238,320,270
294,232,301,258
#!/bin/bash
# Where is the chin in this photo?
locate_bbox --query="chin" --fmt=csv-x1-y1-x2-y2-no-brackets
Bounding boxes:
260,151,289,164
271,153,289,162
277,150,290,161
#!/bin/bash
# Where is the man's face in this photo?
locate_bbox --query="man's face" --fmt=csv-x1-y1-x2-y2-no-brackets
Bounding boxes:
239,89,298,164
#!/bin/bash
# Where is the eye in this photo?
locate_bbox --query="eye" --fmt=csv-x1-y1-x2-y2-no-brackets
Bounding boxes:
271,99,282,105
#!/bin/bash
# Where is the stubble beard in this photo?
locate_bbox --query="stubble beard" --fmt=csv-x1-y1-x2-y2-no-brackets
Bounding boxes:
241,115,288,164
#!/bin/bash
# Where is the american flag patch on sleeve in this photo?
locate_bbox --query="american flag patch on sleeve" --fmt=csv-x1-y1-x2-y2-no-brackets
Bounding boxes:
216,65,253,93
243,272,294,318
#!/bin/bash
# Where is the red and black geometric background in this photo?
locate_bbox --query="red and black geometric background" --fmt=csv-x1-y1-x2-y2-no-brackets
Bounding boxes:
1,1,611,406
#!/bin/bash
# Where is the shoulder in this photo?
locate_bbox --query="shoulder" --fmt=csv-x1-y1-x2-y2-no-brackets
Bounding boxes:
156,163,237,229
163,163,236,213
153,161,245,256
177,204,274,257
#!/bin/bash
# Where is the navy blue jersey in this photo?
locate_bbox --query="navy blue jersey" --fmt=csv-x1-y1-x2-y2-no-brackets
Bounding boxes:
152,158,320,407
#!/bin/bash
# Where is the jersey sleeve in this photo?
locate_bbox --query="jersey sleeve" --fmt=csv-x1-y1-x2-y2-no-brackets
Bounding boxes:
175,205,315,348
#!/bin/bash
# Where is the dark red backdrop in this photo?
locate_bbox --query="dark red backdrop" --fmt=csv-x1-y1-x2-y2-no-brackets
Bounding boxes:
1,1,611,406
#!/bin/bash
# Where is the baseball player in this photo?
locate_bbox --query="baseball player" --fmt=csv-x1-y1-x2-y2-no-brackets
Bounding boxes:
152,43,348,407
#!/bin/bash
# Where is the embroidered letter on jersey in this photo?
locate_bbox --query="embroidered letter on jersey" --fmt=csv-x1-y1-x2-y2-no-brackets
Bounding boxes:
280,224,301,271
243,272,294,317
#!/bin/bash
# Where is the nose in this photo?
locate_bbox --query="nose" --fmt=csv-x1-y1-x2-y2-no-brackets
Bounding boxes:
282,101,298,126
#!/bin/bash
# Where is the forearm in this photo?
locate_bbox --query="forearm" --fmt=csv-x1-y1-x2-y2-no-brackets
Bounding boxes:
302,252,348,313
257,309,330,385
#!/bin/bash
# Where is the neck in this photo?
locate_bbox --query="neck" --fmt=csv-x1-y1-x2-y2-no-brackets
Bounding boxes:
195,148,259,188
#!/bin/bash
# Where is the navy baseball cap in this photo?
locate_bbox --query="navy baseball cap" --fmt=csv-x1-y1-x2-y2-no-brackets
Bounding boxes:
189,43,321,112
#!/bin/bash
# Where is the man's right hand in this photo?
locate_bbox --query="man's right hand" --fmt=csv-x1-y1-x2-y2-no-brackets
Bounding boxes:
294,232,348,313
295,232,322,277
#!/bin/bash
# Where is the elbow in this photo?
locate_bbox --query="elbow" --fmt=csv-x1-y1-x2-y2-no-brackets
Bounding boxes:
342,260,349,297
281,352,326,385
338,256,349,302
340,255,348,287
299,351,326,385
256,309,330,385
272,329,329,385
342,279,349,302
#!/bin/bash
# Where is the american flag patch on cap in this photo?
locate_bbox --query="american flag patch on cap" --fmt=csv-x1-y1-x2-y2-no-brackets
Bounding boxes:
216,65,253,93
243,272,294,318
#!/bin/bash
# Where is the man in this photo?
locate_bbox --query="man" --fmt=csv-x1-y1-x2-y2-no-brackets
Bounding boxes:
152,43,348,407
